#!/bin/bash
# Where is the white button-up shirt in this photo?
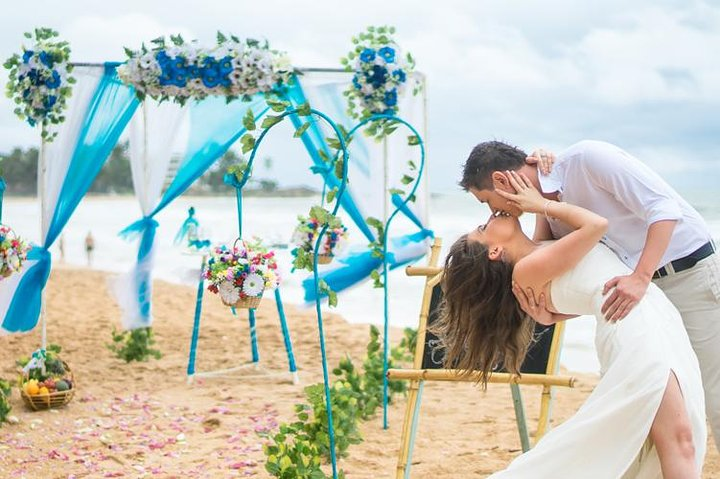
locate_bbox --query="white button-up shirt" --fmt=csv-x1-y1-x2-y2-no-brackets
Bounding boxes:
538,140,712,269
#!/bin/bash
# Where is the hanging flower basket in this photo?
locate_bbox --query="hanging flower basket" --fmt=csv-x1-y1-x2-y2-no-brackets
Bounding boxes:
292,207,348,269
0,225,31,280
204,238,280,310
16,346,75,411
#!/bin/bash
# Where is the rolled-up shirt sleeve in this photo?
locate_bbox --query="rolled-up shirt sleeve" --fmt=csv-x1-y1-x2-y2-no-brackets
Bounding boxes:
575,142,682,225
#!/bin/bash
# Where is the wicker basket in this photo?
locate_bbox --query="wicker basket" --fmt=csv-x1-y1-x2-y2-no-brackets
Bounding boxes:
313,253,334,265
222,295,263,310
18,362,75,411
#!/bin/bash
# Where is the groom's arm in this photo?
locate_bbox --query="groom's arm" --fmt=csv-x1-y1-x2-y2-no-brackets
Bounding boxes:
577,143,680,321
533,215,554,242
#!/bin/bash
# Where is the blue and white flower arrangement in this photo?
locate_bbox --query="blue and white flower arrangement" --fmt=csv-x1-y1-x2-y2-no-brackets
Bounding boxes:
118,32,293,105
341,26,420,136
3,28,75,142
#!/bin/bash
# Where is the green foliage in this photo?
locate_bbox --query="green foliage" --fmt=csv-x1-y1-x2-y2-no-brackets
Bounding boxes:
107,327,162,363
0,378,11,426
0,147,38,195
5,28,74,141
227,160,251,182
16,343,66,382
365,217,385,288
261,326,416,477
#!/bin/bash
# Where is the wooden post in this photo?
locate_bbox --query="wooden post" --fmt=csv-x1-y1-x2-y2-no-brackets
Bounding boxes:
535,320,567,441
395,238,442,479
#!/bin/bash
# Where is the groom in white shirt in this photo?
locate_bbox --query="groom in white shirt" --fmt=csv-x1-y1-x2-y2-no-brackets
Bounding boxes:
461,139,720,450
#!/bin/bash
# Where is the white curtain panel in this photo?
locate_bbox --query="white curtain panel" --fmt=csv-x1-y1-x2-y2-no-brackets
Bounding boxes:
111,99,186,329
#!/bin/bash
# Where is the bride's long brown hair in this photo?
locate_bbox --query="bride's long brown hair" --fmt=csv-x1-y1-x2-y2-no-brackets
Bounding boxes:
431,234,534,387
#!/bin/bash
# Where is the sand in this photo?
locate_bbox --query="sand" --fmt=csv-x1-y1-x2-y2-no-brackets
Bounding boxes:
0,267,718,478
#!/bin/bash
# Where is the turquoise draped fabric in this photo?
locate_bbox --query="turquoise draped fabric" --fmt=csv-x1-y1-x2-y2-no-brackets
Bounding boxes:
2,64,139,333
119,95,270,328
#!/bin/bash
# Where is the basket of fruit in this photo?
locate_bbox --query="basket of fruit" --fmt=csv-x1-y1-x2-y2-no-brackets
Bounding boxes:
17,345,75,411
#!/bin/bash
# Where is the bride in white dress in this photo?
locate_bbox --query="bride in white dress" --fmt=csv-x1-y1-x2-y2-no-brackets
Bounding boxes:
433,171,706,478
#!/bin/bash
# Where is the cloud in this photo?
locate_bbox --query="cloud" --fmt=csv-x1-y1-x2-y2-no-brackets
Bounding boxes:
0,0,717,193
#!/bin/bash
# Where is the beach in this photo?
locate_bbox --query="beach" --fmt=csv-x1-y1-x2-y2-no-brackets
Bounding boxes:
0,267,718,478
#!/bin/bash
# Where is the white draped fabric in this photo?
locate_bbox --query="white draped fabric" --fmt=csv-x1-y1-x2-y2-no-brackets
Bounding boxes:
111,100,186,329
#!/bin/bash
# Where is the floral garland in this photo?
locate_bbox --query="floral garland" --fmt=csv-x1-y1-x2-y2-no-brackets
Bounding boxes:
118,32,293,105
291,206,348,259
204,239,280,305
0,225,30,279
3,28,75,142
341,25,420,137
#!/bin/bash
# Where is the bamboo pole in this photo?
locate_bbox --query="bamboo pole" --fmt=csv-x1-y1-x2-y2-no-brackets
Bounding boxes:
395,238,442,479
535,321,567,441
405,266,442,277
387,369,576,388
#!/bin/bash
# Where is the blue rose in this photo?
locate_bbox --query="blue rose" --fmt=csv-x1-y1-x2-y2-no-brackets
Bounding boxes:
383,108,394,115
45,70,61,89
384,89,398,107
172,57,186,70
352,75,362,90
158,72,173,86
39,51,53,67
203,57,218,68
155,51,171,66
378,46,396,63
392,69,406,83
172,68,188,87
201,67,221,88
360,48,376,63
219,56,233,74
22,50,34,63
367,65,387,87
44,95,57,109
22,88,31,99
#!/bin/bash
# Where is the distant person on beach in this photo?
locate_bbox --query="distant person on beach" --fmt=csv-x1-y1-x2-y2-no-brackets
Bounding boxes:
58,234,65,263
462,140,720,451
437,172,705,476
85,231,95,267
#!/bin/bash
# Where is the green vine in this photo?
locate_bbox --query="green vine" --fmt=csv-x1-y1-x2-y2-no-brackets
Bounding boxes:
261,327,415,477
107,327,162,363
0,378,11,426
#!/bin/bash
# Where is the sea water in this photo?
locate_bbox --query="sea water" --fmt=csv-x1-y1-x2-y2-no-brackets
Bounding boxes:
3,190,719,374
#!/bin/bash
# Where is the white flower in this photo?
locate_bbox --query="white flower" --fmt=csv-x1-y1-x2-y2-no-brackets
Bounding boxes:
218,282,241,304
361,84,374,95
139,53,155,69
242,273,265,297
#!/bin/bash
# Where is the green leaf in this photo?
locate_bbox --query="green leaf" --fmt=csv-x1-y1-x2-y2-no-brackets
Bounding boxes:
242,108,256,131
261,115,284,129
407,135,420,146
216,31,227,43
400,175,414,185
294,121,311,138
326,187,338,203
388,188,404,196
295,102,311,116
267,98,291,112
407,160,417,171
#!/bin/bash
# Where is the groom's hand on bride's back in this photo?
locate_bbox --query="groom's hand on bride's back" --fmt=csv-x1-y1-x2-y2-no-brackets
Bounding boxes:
601,273,649,322
526,148,556,176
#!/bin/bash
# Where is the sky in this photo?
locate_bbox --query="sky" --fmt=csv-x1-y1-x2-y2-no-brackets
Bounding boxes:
0,0,718,192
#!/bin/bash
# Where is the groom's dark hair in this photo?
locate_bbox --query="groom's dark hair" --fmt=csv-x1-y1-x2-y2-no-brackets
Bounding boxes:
460,141,527,191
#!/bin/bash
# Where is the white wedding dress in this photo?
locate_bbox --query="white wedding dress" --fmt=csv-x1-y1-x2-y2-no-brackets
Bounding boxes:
490,244,706,478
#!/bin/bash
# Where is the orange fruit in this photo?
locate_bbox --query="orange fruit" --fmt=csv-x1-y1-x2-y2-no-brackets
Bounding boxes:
25,382,39,396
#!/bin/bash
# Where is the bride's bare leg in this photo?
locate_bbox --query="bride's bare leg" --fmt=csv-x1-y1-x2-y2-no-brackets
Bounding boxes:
649,372,698,478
